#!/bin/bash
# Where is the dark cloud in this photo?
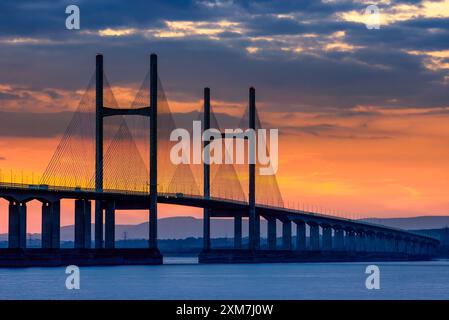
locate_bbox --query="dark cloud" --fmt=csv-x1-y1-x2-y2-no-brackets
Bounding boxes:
0,111,72,137
0,0,447,116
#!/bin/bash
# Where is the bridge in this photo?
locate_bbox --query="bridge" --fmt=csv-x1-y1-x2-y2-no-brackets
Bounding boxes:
0,54,439,266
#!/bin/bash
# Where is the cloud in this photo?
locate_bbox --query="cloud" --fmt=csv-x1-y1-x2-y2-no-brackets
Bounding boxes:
0,0,447,115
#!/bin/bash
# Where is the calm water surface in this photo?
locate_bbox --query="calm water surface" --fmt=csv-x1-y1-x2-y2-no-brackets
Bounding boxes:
0,258,448,299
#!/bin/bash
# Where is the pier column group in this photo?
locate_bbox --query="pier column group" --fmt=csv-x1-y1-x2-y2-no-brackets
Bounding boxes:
8,201,27,249
367,232,376,252
42,202,52,248
356,231,366,252
376,233,386,252
105,201,115,249
75,199,91,249
95,201,103,249
8,201,19,248
267,217,277,249
42,201,61,249
295,221,306,251
282,220,292,250
322,225,332,250
333,227,344,251
345,230,355,252
309,223,320,251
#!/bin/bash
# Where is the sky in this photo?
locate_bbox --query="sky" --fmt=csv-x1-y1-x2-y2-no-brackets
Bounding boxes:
0,0,449,232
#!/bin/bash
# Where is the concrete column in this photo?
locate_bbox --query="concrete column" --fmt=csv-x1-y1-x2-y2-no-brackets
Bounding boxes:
361,232,369,252
51,200,60,249
322,226,332,251
355,232,365,252
8,201,20,248
393,237,400,252
295,221,306,251
234,215,242,249
309,223,320,251
353,232,360,251
84,200,91,248
334,227,344,251
417,242,424,256
404,239,411,255
95,201,103,249
267,217,276,250
345,230,355,252
387,236,393,252
42,202,52,248
282,220,292,250
376,233,386,252
105,201,115,249
18,202,26,249
74,199,85,249
426,243,431,256
398,238,405,253
367,233,376,252
412,241,418,255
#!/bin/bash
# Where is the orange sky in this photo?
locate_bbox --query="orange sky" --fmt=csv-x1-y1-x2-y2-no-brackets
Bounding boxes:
0,85,449,233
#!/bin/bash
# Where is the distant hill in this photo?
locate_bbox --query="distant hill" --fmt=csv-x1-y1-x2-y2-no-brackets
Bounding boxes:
2,215,449,241
360,216,449,230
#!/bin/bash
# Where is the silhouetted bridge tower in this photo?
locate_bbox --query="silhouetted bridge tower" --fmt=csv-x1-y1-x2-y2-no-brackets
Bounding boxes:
0,54,439,266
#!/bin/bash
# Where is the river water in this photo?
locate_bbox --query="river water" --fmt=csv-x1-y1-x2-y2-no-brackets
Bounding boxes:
0,258,448,299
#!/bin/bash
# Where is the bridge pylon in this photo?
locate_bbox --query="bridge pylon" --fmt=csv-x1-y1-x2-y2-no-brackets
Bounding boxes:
94,53,158,249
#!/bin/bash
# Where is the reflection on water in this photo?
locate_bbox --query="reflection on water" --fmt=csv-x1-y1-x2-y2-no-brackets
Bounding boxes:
163,256,198,264
0,259,449,299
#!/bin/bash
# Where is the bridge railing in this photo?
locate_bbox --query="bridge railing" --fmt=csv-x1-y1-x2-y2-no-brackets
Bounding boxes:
0,181,438,242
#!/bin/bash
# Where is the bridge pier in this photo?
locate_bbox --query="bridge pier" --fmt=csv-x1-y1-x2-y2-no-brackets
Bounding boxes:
267,217,277,249
84,201,91,248
366,232,376,252
356,231,366,252
42,202,52,248
234,215,242,249
105,201,115,249
295,221,306,251
376,233,386,252
322,225,332,250
52,201,60,248
309,223,320,251
345,230,355,252
95,201,103,249
42,201,61,249
404,238,411,255
282,220,292,250
333,227,344,251
75,199,91,248
8,201,20,248
393,236,400,253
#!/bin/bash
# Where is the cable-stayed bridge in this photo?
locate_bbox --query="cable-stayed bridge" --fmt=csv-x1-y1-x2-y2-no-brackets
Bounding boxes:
0,54,439,266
